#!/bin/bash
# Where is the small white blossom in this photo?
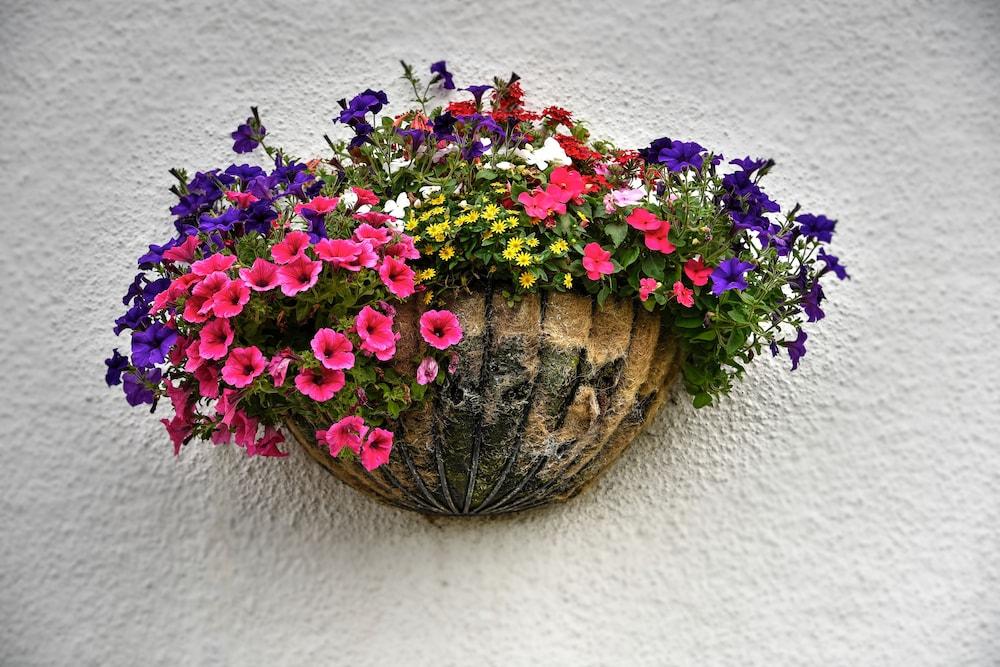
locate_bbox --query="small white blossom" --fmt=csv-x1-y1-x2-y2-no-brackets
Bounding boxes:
383,192,410,219
515,136,571,170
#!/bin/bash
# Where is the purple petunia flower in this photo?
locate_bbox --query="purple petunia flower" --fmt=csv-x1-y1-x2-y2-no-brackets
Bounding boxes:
802,282,826,322
198,207,241,234
462,85,493,105
137,239,179,268
432,111,457,140
231,119,265,154
461,139,487,162
114,301,151,335
397,127,428,152
105,349,129,386
729,156,773,174
818,249,850,280
787,329,808,370
224,163,266,182
638,137,672,164
336,89,389,125
710,257,756,295
797,213,837,243
131,323,178,368
661,140,707,172
123,368,161,406
430,61,455,89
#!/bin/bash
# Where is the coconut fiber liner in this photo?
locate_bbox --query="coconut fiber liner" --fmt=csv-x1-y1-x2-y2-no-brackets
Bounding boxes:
285,287,680,515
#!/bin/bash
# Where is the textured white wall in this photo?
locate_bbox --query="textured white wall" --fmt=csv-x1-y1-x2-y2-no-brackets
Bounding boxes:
2,0,998,664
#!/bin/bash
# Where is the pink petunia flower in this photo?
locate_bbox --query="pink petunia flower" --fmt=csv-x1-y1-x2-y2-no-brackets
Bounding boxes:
378,256,416,299
239,258,280,291
295,195,340,216
198,317,234,360
416,356,439,385
294,367,345,402
267,348,294,387
311,328,354,370
639,277,661,302
192,271,231,317
353,223,391,248
683,256,713,286
360,428,394,471
518,189,565,219
182,293,211,324
355,306,398,360
162,235,202,264
353,211,396,227
672,281,695,308
222,346,267,388
317,415,368,457
582,243,614,280
315,238,363,270
193,363,220,398
191,253,236,277
383,234,421,260
184,338,205,372
225,190,259,209
248,426,287,458
161,414,194,456
212,279,251,318
276,255,322,297
351,187,379,207
271,230,311,265
419,310,463,350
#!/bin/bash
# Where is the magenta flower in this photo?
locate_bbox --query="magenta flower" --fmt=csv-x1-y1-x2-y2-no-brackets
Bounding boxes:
222,346,267,388
643,222,676,254
224,190,259,209
160,414,194,456
239,258,280,291
384,234,421,260
353,223,391,248
294,367,345,402
248,426,288,458
271,230,311,265
627,209,675,254
191,271,230,318
161,235,201,263
360,428,394,471
416,356,439,385
317,415,368,456
355,305,398,361
419,309,463,350
582,243,614,280
546,167,586,204
193,363,220,398
191,253,237,277
276,256,322,297
639,277,660,302
198,317,234,360
378,256,416,299
314,238,366,270
295,195,340,216
211,279,251,318
311,328,354,371
267,348,294,386
626,207,662,231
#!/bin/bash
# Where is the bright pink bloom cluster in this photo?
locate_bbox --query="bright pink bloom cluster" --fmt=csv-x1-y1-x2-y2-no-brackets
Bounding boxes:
518,166,587,222
626,208,676,255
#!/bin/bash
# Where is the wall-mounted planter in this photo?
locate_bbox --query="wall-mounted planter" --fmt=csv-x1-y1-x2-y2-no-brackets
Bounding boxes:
285,288,679,516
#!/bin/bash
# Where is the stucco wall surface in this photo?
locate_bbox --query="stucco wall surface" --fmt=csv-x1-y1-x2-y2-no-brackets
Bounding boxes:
1,1,998,665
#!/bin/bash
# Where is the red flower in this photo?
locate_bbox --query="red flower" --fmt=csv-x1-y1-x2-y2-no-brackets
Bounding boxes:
683,256,714,286
554,134,601,161
542,106,573,127
673,281,694,308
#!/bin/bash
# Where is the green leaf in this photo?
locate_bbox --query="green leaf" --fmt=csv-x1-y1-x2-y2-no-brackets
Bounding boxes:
641,254,666,280
605,223,628,247
618,246,641,268
476,169,497,181
674,317,704,328
693,393,713,409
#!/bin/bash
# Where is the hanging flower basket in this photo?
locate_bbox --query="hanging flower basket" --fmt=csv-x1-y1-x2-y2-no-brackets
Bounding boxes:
104,61,848,516
286,289,679,514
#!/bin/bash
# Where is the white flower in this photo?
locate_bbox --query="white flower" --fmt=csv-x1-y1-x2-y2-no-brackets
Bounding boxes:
383,192,410,219
340,189,358,210
515,136,571,170
419,185,441,198
387,157,410,174
495,161,515,171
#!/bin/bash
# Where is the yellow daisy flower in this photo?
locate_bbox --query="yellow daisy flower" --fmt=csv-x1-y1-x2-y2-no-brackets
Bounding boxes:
514,252,533,267
501,246,519,261
525,237,539,248
490,220,507,234
549,239,569,255
439,245,455,261
506,237,525,253
519,272,537,289
423,291,434,304
428,194,445,206
482,203,501,221
417,268,437,281
562,273,573,289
